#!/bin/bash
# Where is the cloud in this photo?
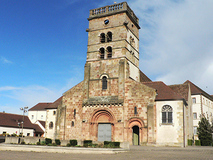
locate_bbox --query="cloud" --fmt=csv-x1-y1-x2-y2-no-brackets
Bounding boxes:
128,0,213,94
0,56,12,64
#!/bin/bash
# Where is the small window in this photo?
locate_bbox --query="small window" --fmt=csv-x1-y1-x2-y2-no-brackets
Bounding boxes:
100,33,105,43
162,105,173,124
99,47,105,59
27,133,30,136
134,106,138,115
41,115,43,119
107,32,112,42
194,126,197,135
71,121,74,127
193,113,197,119
74,109,76,119
192,98,196,103
102,76,107,90
107,46,112,58
32,115,34,119
53,111,56,115
49,122,53,129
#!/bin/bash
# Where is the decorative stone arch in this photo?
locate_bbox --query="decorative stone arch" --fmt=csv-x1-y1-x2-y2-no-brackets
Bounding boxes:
127,117,145,145
89,108,116,141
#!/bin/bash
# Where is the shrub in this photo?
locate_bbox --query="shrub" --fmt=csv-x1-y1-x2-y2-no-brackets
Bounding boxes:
41,141,46,145
52,143,57,146
195,140,201,146
45,138,52,145
104,141,120,148
83,140,92,147
36,142,41,145
188,139,193,146
66,143,71,147
55,139,61,145
70,139,77,146
21,141,25,145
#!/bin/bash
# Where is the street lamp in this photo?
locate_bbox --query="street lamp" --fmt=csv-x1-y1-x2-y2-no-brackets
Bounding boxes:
20,106,28,138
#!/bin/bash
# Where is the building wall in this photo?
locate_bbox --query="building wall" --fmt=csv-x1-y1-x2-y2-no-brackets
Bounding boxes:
28,110,46,123
0,126,34,137
45,109,57,139
156,100,185,147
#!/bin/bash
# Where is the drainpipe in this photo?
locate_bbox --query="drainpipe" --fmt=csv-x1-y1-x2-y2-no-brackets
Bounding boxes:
183,101,185,147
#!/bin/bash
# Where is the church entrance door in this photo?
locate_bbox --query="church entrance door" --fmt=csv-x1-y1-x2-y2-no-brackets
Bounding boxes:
132,126,139,145
98,123,111,141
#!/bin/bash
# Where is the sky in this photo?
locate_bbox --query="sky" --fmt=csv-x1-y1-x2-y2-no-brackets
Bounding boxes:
1,0,213,115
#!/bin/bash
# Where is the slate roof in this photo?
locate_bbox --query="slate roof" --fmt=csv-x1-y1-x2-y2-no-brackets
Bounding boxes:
29,103,52,111
143,81,185,101
0,112,43,133
184,80,213,101
140,70,152,82
45,96,62,109
169,84,189,101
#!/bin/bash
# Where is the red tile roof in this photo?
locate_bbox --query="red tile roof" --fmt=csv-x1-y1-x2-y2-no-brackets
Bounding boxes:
0,112,43,133
140,70,152,82
169,84,189,101
29,103,52,111
45,96,62,109
184,80,213,101
143,81,184,101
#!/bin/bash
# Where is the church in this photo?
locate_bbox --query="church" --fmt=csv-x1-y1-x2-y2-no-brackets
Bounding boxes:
49,2,193,147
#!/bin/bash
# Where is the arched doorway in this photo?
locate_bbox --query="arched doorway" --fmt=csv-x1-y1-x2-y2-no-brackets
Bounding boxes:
132,126,139,145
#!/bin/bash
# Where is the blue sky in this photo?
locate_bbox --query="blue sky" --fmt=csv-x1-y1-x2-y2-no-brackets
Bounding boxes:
1,0,213,115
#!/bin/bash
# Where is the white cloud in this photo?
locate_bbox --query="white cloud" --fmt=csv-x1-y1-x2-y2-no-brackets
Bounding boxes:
128,0,213,94
0,56,12,64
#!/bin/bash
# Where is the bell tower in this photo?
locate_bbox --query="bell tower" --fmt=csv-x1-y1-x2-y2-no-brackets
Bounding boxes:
83,2,140,105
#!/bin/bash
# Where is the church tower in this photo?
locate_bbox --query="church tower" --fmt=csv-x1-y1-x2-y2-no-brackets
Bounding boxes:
83,2,140,104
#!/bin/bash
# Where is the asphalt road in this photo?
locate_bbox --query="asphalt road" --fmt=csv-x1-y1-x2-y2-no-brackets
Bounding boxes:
0,145,213,160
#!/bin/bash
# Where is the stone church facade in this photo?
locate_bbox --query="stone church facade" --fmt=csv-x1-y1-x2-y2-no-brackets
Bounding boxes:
49,2,193,147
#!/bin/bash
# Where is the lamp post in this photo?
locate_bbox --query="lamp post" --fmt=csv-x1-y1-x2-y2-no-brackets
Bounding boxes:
20,106,28,138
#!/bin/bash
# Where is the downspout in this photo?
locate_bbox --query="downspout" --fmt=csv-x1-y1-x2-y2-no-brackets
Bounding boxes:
183,101,185,147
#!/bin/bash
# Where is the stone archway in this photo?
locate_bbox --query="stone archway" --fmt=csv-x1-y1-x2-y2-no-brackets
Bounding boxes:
89,109,116,141
127,118,145,145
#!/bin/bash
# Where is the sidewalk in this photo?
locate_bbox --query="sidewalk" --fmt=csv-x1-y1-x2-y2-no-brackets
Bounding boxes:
0,143,127,154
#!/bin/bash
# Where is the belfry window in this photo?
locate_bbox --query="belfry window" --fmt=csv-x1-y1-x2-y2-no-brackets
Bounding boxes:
107,46,112,58
134,106,138,115
107,32,112,42
162,105,173,124
100,48,105,59
102,76,107,90
100,33,105,43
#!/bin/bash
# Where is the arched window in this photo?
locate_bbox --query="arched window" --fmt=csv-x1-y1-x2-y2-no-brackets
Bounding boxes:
99,47,105,59
162,105,173,124
107,46,112,58
49,122,53,129
102,76,107,90
107,32,112,42
100,33,105,43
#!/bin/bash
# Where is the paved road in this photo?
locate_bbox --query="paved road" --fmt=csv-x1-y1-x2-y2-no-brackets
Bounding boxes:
0,145,213,160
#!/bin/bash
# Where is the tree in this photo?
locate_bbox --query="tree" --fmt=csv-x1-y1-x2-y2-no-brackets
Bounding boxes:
197,116,212,146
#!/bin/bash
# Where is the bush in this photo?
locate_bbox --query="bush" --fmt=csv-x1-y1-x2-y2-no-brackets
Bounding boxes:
70,139,77,146
83,140,92,147
201,140,212,146
104,141,120,148
55,139,61,145
195,140,201,146
188,139,193,146
21,141,25,145
45,138,52,145
41,141,46,145
66,143,71,147
36,142,41,145
52,143,57,146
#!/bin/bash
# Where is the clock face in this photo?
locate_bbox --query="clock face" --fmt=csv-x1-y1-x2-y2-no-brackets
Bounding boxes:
104,19,109,25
